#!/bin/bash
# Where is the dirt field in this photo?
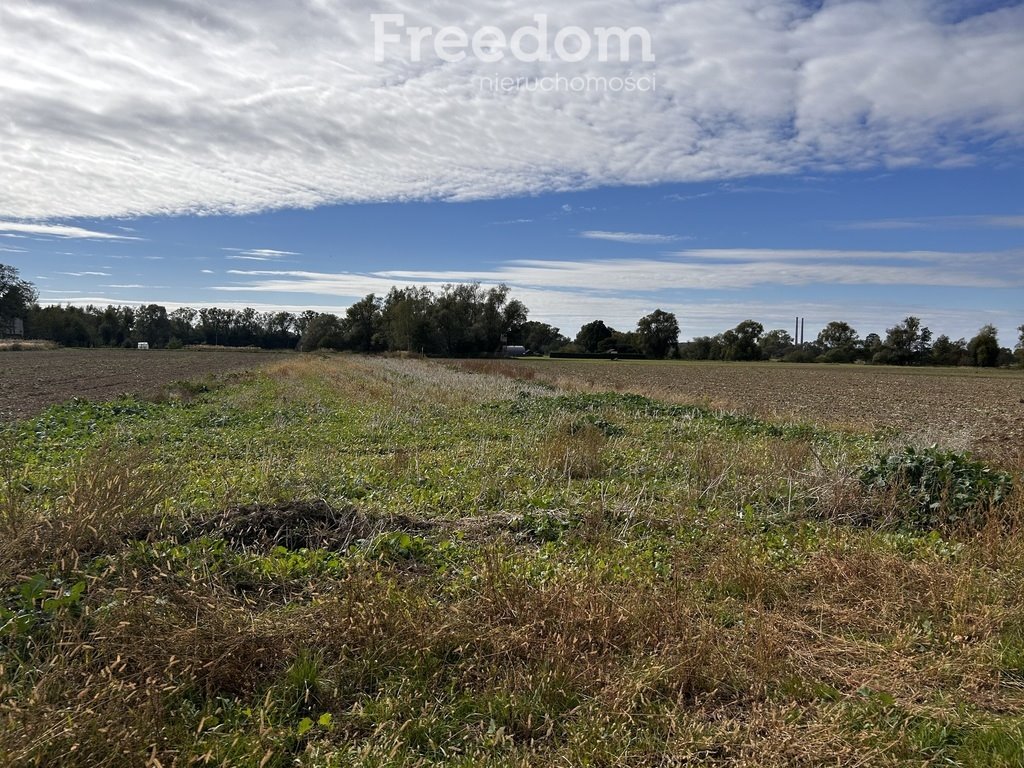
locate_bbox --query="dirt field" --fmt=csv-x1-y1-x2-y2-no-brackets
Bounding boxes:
521,359,1024,462
0,348,288,421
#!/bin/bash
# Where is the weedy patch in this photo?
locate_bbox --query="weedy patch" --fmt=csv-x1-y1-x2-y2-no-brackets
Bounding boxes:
509,510,579,542
0,441,168,574
860,445,1017,532
153,378,217,404
3,355,1024,767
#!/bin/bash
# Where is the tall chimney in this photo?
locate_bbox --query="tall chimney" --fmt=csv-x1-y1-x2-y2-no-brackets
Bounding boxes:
800,318,805,345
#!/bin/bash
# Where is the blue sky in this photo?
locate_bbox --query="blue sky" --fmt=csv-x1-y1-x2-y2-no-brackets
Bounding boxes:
1,0,1022,343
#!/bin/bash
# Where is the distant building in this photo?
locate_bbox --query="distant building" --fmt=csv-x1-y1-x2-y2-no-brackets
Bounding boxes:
1,318,24,338
500,345,527,357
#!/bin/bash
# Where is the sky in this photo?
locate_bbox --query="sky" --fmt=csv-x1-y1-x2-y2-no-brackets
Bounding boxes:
1,0,1022,343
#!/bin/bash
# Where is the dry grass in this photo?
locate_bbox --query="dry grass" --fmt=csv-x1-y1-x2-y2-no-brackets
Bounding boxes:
455,359,539,383
1,443,167,577
5,521,1023,766
2,356,1023,766
0,340,58,352
536,415,607,479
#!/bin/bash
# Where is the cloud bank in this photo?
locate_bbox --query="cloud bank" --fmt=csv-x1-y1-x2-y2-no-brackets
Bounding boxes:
1,0,1022,219
0,221,140,240
203,246,1023,336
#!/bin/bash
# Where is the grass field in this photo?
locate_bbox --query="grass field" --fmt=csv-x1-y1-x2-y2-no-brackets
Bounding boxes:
2,354,1023,766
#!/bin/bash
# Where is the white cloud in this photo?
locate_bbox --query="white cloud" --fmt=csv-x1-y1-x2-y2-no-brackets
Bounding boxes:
0,221,141,240
38,295,352,316
580,231,682,244
376,249,1023,290
58,270,112,277
838,214,1024,230
207,246,1023,338
0,1,1021,218
225,248,300,261
217,248,1024,300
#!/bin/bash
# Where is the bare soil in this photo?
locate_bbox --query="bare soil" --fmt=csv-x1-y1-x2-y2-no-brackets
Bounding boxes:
0,347,288,422
521,359,1024,462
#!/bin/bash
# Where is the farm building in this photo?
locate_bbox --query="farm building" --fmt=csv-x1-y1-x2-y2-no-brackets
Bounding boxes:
499,345,527,357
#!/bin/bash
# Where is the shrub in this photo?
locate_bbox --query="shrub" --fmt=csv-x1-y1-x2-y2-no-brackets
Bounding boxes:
860,445,1014,531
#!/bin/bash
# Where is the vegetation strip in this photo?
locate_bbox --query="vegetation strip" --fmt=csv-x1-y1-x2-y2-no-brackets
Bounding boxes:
2,356,1023,766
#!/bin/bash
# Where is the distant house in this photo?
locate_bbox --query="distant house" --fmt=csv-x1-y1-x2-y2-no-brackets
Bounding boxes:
500,345,527,357
1,317,24,338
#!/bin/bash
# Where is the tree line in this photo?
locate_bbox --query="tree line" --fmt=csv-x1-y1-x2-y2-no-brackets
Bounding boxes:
677,317,1023,368
2,263,1022,366
1,266,569,356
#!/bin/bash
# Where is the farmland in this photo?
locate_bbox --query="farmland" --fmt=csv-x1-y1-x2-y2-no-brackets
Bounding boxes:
516,359,1024,464
0,348,289,422
2,354,1023,767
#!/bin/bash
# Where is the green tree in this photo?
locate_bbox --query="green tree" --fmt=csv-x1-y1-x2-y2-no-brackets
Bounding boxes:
877,316,932,365
27,304,94,346
502,298,529,345
263,311,298,349
816,321,859,350
0,264,37,325
297,313,343,352
636,309,679,359
575,320,614,353
133,304,172,347
966,324,1000,367
603,330,640,354
1017,324,1024,368
476,284,516,354
678,336,721,360
198,307,231,346
815,321,860,363
433,284,478,355
97,305,134,346
519,321,567,355
344,294,382,352
863,333,882,356
231,307,261,346
930,335,966,367
721,320,763,361
758,329,793,360
382,286,435,352
169,308,198,345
